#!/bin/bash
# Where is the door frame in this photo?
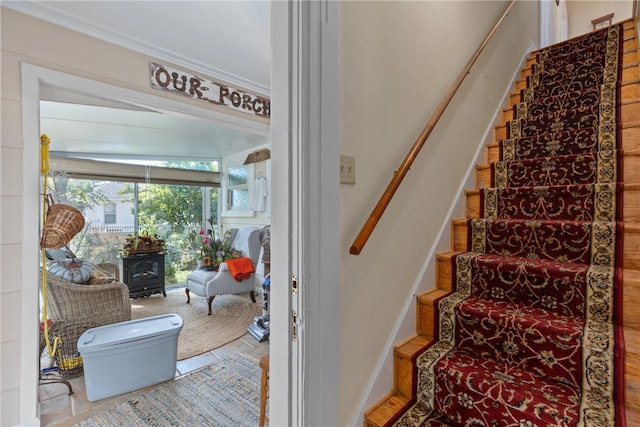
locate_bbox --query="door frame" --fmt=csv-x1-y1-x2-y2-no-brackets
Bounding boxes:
21,0,341,423
19,63,274,423
270,1,340,425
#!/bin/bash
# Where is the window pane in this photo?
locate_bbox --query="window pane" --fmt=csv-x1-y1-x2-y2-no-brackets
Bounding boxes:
228,166,248,187
104,202,116,224
229,189,249,209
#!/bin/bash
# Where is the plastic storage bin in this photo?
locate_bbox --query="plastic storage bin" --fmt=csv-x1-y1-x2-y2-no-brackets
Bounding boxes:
78,313,183,401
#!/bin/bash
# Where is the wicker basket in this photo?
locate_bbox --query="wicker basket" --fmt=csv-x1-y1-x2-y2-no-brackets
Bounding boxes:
49,320,96,378
40,195,85,249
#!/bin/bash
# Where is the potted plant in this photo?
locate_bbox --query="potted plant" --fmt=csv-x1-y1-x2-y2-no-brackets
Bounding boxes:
120,230,165,256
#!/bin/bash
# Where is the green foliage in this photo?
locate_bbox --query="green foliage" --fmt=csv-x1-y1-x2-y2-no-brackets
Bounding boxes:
47,176,109,209
50,160,220,281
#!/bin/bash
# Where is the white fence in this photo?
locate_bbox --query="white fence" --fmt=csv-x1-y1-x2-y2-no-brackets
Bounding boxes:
88,224,136,234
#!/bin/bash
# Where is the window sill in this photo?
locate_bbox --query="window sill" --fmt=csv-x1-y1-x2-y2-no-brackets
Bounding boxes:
222,210,255,218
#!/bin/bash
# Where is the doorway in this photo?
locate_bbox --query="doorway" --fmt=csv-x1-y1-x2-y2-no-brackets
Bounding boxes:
21,63,280,423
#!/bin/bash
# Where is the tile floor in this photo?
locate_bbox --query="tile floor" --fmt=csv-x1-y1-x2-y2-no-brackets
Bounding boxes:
38,285,270,426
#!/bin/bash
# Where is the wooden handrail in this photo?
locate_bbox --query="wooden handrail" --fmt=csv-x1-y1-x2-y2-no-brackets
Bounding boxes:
350,0,517,255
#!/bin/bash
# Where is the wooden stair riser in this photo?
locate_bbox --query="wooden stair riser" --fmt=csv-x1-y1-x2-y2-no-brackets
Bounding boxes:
625,151,640,182
417,288,450,339
451,219,468,252
624,271,640,330
625,328,640,408
435,251,457,291
624,224,640,271
623,62,640,80
624,184,640,221
487,142,500,164
623,125,640,151
465,190,481,219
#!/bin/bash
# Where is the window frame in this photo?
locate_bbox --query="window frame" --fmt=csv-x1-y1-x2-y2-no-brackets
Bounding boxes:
222,162,255,218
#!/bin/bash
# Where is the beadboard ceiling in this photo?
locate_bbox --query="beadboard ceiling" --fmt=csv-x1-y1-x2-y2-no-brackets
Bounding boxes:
3,1,271,161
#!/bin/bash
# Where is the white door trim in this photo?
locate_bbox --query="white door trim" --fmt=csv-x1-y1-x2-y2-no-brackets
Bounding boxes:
270,1,340,425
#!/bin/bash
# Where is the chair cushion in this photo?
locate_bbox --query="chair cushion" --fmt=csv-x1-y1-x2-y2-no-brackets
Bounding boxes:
186,269,218,286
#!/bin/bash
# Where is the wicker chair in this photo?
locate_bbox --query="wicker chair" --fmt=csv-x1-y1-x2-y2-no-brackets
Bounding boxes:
41,264,131,377
43,266,131,327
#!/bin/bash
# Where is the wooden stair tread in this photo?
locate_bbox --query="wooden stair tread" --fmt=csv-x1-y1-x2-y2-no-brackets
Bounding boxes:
364,394,410,427
394,334,430,358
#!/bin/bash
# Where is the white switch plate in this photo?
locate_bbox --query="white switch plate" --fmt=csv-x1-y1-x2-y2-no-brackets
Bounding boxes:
340,155,355,184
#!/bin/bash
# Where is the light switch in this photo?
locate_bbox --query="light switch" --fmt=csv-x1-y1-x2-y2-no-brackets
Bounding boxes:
340,155,355,184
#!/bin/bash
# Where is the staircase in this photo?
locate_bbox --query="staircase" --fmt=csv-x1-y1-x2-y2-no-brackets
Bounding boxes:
365,19,640,426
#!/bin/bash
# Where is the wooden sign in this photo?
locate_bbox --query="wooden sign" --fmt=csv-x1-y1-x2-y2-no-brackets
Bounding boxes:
150,62,270,119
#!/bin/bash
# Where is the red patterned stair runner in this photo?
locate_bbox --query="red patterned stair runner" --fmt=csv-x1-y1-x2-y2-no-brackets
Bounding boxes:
393,24,624,426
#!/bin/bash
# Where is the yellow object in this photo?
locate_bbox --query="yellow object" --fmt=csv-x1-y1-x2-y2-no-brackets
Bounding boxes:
40,133,56,357
58,354,83,370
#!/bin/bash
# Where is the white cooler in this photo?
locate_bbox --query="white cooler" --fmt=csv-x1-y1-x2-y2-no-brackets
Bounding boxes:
78,313,183,402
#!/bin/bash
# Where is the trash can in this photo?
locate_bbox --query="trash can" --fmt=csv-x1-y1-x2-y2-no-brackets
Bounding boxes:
78,313,183,401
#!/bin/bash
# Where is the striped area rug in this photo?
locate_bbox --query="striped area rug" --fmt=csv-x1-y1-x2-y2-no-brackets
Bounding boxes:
74,353,262,427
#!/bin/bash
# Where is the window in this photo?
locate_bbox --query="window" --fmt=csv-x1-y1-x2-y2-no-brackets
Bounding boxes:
227,166,249,210
104,202,116,224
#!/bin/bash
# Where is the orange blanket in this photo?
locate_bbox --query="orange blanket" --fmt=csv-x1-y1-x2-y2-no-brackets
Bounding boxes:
226,257,255,282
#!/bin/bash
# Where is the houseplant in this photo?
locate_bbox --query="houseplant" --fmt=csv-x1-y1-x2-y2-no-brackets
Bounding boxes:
120,231,166,256
199,228,241,270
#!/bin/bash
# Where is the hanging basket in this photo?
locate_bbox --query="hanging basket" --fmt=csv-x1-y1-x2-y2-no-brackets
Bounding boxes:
40,195,85,249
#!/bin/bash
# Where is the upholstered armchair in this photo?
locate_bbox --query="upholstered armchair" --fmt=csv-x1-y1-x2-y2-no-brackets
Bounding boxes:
185,226,261,315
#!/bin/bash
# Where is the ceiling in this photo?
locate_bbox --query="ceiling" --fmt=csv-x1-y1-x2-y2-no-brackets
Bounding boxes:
3,1,271,161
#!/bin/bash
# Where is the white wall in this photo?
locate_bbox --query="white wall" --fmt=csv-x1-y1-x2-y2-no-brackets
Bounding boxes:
0,8,267,425
220,145,271,281
565,0,632,37
338,1,539,424
220,144,271,232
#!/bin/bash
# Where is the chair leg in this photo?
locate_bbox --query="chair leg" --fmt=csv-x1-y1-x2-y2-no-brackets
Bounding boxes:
250,290,257,303
207,296,215,315
185,287,191,304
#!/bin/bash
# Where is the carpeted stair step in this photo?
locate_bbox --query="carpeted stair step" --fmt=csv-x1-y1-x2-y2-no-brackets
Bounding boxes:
533,49,606,74
432,347,581,426
500,126,600,161
521,66,613,100
508,105,601,139
493,151,618,188
532,50,605,75
514,83,612,119
480,183,616,221
460,253,589,317
536,27,609,59
527,59,607,89
454,295,584,386
468,218,616,265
